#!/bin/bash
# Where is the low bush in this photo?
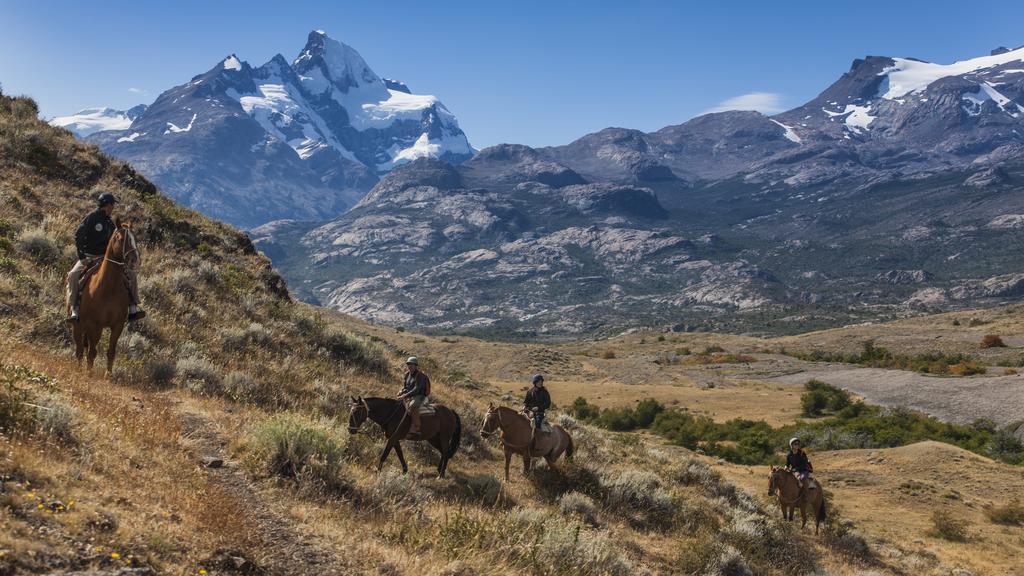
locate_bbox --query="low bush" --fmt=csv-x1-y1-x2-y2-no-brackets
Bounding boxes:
980,334,1006,348
790,340,986,375
703,344,726,354
16,227,60,266
175,355,221,394
558,491,598,525
367,469,431,507
800,379,851,417
681,353,756,366
251,414,346,492
220,322,275,352
600,350,616,359
987,499,1024,526
144,358,176,388
602,470,675,526
32,393,79,445
928,510,968,541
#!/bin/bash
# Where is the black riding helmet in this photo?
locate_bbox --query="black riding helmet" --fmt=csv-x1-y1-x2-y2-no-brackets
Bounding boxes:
97,192,118,207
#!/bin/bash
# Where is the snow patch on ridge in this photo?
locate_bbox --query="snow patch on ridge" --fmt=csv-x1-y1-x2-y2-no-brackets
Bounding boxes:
164,113,197,134
770,119,802,143
877,46,1024,99
223,55,242,71
51,107,135,137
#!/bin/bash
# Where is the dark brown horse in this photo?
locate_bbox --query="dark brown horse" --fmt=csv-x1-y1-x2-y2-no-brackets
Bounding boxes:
479,404,574,481
69,221,139,376
768,466,826,534
347,396,461,478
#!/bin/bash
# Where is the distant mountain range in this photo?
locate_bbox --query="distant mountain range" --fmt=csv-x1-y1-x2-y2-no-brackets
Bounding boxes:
55,31,473,228
252,44,1024,336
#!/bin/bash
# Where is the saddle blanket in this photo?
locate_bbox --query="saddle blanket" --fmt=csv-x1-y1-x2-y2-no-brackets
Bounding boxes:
418,400,436,416
532,420,554,435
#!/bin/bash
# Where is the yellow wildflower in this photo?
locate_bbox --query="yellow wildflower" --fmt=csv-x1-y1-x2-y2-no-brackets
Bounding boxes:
199,570,207,575
110,552,120,559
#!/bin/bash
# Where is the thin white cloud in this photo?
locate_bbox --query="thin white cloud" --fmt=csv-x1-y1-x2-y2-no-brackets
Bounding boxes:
127,87,148,95
704,92,785,115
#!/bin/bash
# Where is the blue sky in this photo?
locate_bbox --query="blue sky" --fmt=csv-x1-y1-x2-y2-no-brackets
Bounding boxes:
1,0,1020,147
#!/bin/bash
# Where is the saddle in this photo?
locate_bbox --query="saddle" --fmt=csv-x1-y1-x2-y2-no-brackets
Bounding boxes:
76,259,103,293
418,399,436,416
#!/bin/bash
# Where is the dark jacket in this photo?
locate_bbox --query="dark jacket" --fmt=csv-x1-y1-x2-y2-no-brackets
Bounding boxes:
786,449,813,473
524,385,551,413
75,208,115,260
401,371,430,397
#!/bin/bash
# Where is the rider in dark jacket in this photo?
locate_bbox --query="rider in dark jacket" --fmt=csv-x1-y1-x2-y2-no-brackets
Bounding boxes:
65,192,146,323
786,437,813,487
523,374,551,435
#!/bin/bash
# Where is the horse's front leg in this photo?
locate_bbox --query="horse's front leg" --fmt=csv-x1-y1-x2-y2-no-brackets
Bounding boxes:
503,446,512,482
85,327,101,374
393,442,409,474
522,454,531,476
106,322,125,378
378,439,395,472
799,504,807,529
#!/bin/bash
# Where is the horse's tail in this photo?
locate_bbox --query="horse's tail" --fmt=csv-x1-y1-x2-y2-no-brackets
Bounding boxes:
446,410,462,460
565,431,575,461
816,492,827,525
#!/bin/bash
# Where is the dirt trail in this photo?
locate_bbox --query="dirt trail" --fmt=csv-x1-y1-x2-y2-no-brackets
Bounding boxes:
175,408,355,576
764,364,1024,428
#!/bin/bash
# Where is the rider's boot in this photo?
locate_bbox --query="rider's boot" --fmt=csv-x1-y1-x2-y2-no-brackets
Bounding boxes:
128,305,147,322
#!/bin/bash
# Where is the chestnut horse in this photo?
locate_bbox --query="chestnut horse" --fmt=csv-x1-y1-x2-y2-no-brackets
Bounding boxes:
347,396,462,478
768,466,826,534
479,404,574,481
69,220,138,376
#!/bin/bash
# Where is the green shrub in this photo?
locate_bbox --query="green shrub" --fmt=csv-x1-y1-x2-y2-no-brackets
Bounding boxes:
703,344,726,354
32,393,79,445
568,397,601,422
801,380,850,417
252,414,346,491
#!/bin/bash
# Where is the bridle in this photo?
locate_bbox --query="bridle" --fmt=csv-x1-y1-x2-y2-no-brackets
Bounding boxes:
480,408,502,438
348,398,370,434
348,397,405,434
769,469,800,505
104,228,138,267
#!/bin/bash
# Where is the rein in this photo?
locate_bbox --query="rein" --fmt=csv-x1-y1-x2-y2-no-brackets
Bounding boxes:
483,408,531,450
104,229,138,267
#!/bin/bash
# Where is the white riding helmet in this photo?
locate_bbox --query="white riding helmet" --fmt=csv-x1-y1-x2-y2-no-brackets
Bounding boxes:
406,356,419,365
789,437,801,447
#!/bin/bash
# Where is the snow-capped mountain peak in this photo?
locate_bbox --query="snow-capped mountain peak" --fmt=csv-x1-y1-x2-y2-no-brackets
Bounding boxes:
65,30,473,227
877,45,1024,100
293,30,387,99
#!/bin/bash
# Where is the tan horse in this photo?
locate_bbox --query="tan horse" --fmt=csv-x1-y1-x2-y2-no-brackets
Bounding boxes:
69,221,138,376
768,466,826,534
479,404,574,481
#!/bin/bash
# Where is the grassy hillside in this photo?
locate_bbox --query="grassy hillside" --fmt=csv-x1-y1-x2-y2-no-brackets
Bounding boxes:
3,89,1017,575
0,90,872,575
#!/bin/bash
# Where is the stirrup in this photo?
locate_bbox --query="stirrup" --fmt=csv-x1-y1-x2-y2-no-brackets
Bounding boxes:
128,309,147,322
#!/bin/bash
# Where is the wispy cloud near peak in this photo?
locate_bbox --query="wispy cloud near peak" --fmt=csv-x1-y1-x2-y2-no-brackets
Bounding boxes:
704,92,785,115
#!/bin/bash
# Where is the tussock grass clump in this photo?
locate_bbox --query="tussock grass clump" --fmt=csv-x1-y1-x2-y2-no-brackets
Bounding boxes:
31,392,79,445
143,358,177,388
987,499,1024,526
367,469,431,507
602,469,676,530
558,491,598,525
928,509,969,541
175,355,221,394
980,334,1007,348
15,226,60,266
433,506,637,576
219,322,275,352
297,313,390,376
251,414,347,492
599,350,616,359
